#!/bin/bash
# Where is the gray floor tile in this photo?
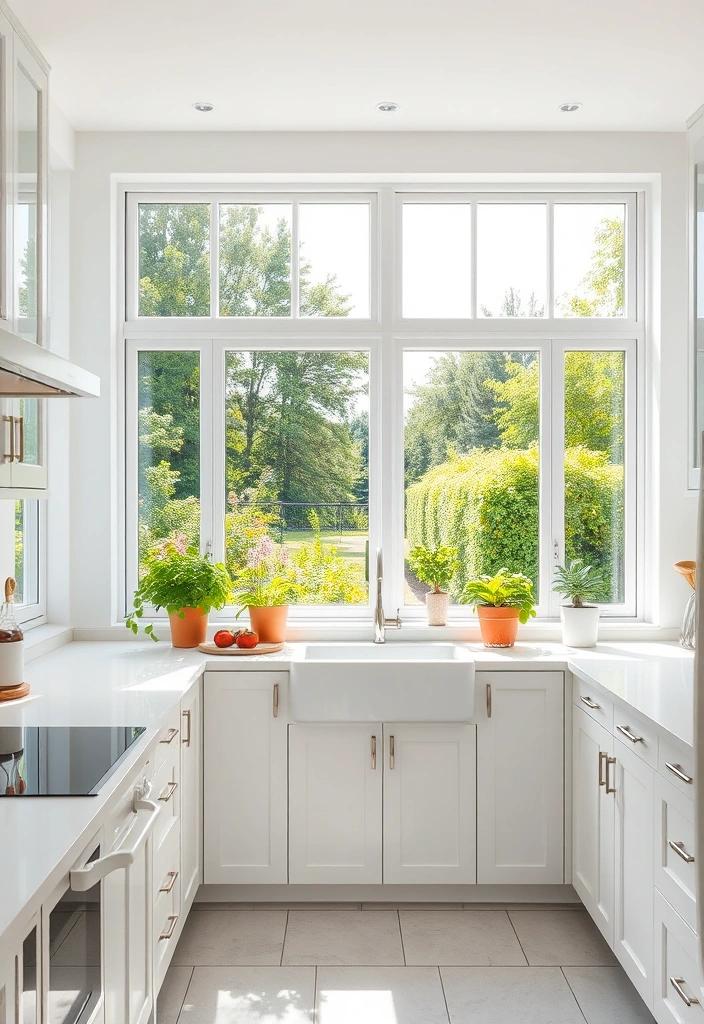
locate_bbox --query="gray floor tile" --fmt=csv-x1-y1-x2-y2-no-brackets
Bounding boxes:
317,966,449,1024
362,903,464,911
508,909,617,966
283,911,404,967
400,911,526,967
157,966,193,1024
563,966,655,1023
49,912,100,967
180,966,315,1023
196,902,362,911
172,910,288,967
440,967,585,1024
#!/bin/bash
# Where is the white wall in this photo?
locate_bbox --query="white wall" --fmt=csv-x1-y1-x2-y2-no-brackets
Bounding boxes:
68,130,692,632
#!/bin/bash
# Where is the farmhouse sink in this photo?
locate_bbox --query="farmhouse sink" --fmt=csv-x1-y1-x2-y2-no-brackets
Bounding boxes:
289,643,475,722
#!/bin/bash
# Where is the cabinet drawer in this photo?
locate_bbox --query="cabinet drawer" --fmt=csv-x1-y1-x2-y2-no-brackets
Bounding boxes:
154,710,181,771
153,887,180,989
655,776,696,933
153,745,180,850
613,707,658,768
153,818,180,907
654,891,704,1024
573,676,614,732
659,741,695,800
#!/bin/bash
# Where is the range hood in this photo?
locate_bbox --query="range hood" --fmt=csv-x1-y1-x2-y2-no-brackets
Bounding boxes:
0,325,100,398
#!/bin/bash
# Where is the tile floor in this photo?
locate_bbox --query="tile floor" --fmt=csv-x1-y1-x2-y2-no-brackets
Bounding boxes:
159,904,655,1023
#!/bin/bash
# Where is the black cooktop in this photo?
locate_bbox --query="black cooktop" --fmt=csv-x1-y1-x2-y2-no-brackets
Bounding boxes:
0,726,146,796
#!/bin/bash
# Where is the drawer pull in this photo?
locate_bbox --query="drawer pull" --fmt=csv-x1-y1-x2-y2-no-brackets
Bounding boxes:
371,735,376,770
598,750,607,787
158,780,178,803
486,683,492,718
389,734,395,770
605,756,616,794
159,870,179,893
670,977,699,1007
159,915,178,941
182,709,191,747
580,695,601,710
273,683,279,718
668,840,695,864
616,725,643,744
159,727,179,746
666,762,693,785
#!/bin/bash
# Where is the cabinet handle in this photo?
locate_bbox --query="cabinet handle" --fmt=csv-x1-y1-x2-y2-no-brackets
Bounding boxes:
486,683,492,718
598,750,607,787
159,870,179,893
273,683,279,718
605,756,616,794
389,735,395,770
158,780,178,803
182,709,191,746
670,977,699,1006
371,735,377,770
616,725,643,744
668,840,695,864
580,695,601,710
159,727,179,745
665,762,693,785
159,915,178,941
16,417,23,463
3,415,13,462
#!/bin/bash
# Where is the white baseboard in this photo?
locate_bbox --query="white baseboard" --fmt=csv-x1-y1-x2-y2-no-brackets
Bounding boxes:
195,883,580,904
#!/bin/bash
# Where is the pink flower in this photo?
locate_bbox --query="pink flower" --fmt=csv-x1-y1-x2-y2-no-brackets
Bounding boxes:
171,532,188,555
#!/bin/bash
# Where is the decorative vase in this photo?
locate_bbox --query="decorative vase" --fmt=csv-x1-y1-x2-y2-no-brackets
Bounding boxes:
169,607,208,648
560,605,600,648
476,606,520,648
426,591,450,626
248,605,289,643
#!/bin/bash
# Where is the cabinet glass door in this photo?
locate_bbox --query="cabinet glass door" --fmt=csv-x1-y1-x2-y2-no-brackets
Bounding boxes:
14,60,38,344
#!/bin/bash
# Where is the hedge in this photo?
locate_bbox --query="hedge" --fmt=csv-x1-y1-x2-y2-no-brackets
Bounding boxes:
406,445,623,601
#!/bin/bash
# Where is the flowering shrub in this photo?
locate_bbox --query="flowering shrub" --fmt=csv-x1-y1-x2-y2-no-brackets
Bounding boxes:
231,534,304,612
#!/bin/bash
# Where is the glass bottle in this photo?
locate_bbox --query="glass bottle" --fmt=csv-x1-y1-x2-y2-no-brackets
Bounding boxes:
680,591,696,651
0,578,24,688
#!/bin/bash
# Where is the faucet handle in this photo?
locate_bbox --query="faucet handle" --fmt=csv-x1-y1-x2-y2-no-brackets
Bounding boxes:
386,609,402,629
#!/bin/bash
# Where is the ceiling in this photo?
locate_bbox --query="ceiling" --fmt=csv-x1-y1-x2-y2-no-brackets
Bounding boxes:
9,0,704,132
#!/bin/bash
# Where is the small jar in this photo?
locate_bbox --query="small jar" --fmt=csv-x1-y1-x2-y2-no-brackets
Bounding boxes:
680,591,696,651
0,578,24,689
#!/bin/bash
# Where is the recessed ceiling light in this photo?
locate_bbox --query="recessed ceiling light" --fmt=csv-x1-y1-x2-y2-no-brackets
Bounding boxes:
559,102,582,113
193,101,214,113
376,101,399,113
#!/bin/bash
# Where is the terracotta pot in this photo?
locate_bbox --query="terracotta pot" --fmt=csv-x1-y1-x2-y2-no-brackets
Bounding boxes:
169,607,208,648
426,590,450,626
477,605,520,648
247,605,289,643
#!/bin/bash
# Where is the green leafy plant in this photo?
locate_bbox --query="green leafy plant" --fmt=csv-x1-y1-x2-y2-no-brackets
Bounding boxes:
231,534,304,616
552,559,605,608
126,535,232,640
408,545,459,593
459,569,537,624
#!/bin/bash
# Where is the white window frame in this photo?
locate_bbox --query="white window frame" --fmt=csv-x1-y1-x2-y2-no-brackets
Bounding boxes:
15,497,45,627
121,185,645,624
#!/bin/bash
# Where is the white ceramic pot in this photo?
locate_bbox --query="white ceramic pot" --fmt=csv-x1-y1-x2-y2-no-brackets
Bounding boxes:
0,639,24,688
560,604,600,648
426,590,450,626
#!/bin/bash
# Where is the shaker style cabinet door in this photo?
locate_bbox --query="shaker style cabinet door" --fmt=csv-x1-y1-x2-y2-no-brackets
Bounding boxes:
180,679,202,909
203,671,288,884
289,723,382,884
476,671,564,884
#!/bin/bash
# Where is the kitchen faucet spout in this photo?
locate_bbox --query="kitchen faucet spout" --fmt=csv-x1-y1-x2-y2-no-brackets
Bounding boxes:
374,547,401,643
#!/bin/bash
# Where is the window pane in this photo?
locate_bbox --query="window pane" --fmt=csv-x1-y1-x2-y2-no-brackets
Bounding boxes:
16,66,39,342
137,351,200,573
564,351,625,603
554,204,626,317
219,204,292,316
404,350,540,605
18,398,39,465
402,204,471,318
225,351,369,605
477,205,547,317
14,500,39,607
138,204,210,316
299,204,370,317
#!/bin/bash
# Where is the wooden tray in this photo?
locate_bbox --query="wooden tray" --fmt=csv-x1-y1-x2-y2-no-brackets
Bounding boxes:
0,682,29,701
198,641,285,657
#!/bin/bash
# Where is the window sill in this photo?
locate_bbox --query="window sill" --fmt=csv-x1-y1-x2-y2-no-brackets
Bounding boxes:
23,624,74,663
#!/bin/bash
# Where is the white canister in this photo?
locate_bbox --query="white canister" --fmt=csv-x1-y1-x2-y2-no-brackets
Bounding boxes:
560,605,600,648
0,639,24,688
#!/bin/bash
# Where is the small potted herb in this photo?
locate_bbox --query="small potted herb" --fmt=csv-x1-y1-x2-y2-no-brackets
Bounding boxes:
231,535,304,643
126,535,232,648
408,545,459,626
553,559,604,648
460,569,536,647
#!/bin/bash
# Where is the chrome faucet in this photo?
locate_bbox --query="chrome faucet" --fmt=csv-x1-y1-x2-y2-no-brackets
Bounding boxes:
374,547,401,643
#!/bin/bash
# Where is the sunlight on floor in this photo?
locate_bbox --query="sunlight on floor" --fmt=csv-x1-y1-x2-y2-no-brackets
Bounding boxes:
182,986,314,1023
317,989,397,1024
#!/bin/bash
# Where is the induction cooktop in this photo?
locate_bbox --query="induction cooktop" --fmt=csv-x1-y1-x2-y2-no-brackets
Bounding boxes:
0,726,146,796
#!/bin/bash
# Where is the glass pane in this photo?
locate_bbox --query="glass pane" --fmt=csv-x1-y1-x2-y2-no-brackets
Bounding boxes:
299,204,370,317
225,351,369,606
16,67,39,342
477,205,547,317
219,204,292,316
22,927,37,1024
14,500,39,607
564,351,625,604
554,204,626,317
138,204,210,316
18,398,39,465
402,204,471,318
404,350,540,605
49,860,101,1024
137,351,200,574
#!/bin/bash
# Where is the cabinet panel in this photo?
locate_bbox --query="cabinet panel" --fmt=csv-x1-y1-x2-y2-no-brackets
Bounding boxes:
204,672,288,884
289,723,382,884
180,681,201,909
653,890,704,1024
655,775,696,933
477,671,564,884
383,724,476,885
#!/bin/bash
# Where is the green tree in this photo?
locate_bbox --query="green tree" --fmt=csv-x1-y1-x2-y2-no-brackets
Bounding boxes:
139,204,210,316
480,288,544,318
557,217,624,317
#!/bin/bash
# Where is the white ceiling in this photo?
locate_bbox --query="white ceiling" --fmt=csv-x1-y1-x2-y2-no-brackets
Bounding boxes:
9,0,704,132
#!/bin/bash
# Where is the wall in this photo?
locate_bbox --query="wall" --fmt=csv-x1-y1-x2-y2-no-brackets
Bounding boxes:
68,130,692,633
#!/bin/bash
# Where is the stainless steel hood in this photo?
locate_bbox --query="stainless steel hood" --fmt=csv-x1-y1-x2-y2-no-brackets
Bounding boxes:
0,325,100,398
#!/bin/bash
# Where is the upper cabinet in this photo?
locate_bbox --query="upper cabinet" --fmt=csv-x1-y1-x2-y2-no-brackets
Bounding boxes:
689,104,704,488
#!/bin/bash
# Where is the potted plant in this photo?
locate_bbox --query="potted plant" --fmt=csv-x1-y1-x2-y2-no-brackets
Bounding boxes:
460,568,536,647
126,535,232,648
232,535,303,643
408,545,458,626
553,559,604,648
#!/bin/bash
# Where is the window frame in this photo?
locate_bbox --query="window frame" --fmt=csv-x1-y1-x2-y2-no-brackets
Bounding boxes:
14,497,45,627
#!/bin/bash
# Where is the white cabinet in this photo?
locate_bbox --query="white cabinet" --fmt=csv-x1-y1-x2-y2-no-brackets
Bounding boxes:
654,775,696,933
204,671,288,884
0,914,38,1024
572,707,615,945
383,724,476,884
476,671,564,884
180,681,201,909
289,723,382,884
653,890,704,1024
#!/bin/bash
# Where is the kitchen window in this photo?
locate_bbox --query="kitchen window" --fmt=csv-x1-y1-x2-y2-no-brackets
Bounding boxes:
123,188,642,620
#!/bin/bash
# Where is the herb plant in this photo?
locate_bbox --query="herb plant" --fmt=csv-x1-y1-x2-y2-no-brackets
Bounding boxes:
408,545,459,594
552,559,605,608
459,568,537,624
231,535,304,616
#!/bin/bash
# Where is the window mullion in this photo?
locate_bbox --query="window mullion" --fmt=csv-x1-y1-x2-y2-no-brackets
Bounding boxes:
208,340,224,568
547,199,555,318
470,200,477,319
291,200,300,318
210,201,219,319
549,341,566,618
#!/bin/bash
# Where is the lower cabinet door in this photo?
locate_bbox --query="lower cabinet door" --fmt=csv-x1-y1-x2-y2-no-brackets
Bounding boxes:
180,680,202,909
289,723,382,884
653,890,704,1024
383,724,476,884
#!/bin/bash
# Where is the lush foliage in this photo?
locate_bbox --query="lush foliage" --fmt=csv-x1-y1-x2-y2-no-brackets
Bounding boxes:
553,559,605,608
231,534,304,613
407,545,459,593
459,569,537,624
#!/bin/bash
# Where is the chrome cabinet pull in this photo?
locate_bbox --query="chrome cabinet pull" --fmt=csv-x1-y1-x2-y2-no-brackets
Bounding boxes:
159,870,178,893
598,750,607,787
3,415,13,462
389,735,395,770
605,756,616,794
580,695,601,710
486,683,492,718
665,762,693,785
616,725,643,744
159,915,178,941
158,780,178,803
670,977,699,1006
182,709,191,746
273,683,279,718
159,727,179,745
16,416,24,463
668,840,695,864
371,735,377,770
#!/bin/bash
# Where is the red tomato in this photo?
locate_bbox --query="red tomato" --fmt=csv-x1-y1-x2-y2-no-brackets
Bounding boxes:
235,629,259,649
213,629,236,648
